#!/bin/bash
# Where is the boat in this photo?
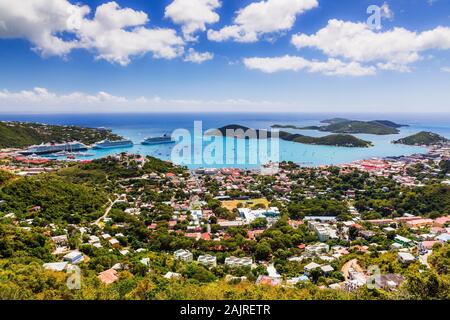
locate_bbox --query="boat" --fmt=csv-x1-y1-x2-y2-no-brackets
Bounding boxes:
19,141,88,155
142,134,175,145
92,139,134,149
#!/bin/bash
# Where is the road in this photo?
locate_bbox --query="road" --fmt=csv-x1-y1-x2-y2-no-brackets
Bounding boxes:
419,250,432,269
341,259,364,280
93,195,122,227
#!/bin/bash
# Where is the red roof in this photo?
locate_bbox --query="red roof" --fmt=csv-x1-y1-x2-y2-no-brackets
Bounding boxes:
421,241,438,250
201,233,211,241
98,269,118,285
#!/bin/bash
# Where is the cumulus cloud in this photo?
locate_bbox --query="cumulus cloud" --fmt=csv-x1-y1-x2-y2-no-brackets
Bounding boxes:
291,19,450,71
0,87,282,113
0,0,88,56
208,0,318,43
243,55,376,76
0,0,184,65
165,0,221,41
184,48,214,63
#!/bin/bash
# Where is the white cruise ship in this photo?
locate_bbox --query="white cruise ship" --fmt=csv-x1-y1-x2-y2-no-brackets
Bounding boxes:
142,134,175,145
20,141,88,155
92,139,134,149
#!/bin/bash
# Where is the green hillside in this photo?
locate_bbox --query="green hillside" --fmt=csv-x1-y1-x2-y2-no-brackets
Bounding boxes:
272,119,405,135
393,131,448,146
279,132,372,148
0,121,122,148
319,120,399,135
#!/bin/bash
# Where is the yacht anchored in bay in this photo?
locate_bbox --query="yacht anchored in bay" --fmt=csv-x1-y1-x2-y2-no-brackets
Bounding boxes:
142,134,175,145
92,139,134,149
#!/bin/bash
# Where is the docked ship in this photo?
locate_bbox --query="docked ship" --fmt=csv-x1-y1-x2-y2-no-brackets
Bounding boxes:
19,141,88,155
92,139,134,149
142,134,175,145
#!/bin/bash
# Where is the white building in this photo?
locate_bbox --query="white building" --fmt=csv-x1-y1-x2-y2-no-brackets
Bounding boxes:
308,221,338,242
43,262,68,271
63,250,84,264
174,249,193,262
225,256,253,268
398,252,416,264
304,262,321,274
305,243,330,255
197,254,217,268
237,207,280,223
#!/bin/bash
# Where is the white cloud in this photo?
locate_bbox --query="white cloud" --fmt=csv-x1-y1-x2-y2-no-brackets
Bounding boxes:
376,62,411,73
0,0,88,56
291,19,450,71
208,0,318,43
441,67,450,72
165,0,221,41
0,0,185,65
0,87,282,113
243,55,376,76
184,48,214,63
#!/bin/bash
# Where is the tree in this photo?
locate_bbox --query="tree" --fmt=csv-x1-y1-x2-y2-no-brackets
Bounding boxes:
255,241,272,261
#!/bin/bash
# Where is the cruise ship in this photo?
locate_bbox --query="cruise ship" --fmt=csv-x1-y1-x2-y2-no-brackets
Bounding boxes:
92,139,134,149
19,141,88,155
142,134,175,145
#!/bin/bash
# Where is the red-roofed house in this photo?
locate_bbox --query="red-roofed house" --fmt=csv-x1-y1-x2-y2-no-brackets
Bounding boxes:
201,233,211,241
406,219,434,228
185,233,201,240
98,268,118,285
434,216,450,227
420,241,439,250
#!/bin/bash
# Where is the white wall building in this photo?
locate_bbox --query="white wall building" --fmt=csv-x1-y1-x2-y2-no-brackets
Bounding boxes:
174,249,193,262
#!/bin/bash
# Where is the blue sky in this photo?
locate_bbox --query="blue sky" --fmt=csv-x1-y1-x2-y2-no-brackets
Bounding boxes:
0,0,449,113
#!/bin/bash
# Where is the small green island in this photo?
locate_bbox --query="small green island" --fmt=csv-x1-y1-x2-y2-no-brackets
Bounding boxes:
393,131,449,146
0,121,122,148
272,118,408,135
209,124,373,148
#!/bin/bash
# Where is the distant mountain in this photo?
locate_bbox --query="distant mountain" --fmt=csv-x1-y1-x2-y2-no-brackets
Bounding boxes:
209,124,372,148
393,131,448,146
320,118,351,125
271,124,303,130
208,124,274,139
0,121,122,148
273,118,406,135
320,120,400,135
371,120,408,128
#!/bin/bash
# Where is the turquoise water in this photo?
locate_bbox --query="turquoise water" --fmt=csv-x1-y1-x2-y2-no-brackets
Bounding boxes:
2,113,449,169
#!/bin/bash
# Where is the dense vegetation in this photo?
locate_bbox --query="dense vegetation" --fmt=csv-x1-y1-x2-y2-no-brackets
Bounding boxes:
0,175,107,224
0,154,449,300
311,121,399,135
355,184,450,219
279,132,372,148
393,131,448,146
0,121,122,148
